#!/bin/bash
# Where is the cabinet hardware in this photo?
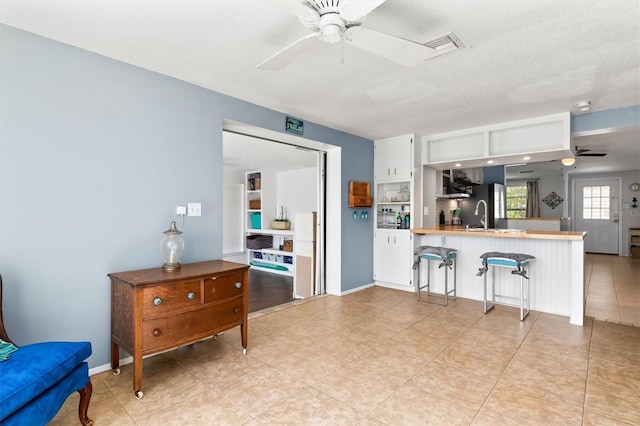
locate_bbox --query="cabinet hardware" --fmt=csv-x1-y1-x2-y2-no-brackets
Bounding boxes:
153,297,162,306
153,329,161,337
235,282,242,289
187,291,196,300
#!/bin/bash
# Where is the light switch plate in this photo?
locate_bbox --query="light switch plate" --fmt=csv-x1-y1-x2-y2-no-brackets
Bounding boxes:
176,205,187,215
424,207,429,215
187,203,201,217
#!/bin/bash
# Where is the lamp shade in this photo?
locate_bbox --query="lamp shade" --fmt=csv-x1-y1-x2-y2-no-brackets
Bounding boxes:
561,157,576,166
160,221,184,270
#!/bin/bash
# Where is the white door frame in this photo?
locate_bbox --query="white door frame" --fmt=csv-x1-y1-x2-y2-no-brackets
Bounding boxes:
571,177,622,255
223,119,340,295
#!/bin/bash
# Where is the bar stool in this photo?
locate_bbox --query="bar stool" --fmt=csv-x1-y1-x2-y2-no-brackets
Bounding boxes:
477,252,535,320
413,246,457,306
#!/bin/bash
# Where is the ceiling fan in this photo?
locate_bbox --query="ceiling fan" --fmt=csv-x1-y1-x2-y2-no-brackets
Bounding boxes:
575,146,607,157
257,0,441,70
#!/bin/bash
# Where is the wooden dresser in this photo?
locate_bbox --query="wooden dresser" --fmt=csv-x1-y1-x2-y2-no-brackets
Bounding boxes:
109,260,249,399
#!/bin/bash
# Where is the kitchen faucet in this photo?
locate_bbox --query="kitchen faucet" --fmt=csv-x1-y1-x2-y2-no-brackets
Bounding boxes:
475,199,488,230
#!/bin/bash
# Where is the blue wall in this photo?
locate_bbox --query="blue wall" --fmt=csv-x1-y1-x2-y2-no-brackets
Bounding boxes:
0,24,373,368
572,105,640,132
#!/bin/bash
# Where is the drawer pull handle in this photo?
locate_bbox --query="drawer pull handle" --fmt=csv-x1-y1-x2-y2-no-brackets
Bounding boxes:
234,307,240,313
187,291,196,300
234,282,242,289
153,297,162,306
153,329,161,337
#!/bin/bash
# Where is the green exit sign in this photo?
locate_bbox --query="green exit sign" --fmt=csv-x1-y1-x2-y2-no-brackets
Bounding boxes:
285,117,303,135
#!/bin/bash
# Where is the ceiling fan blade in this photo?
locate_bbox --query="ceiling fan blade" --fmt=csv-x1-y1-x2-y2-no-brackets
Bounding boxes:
344,26,435,67
261,0,320,29
340,0,387,22
257,33,321,70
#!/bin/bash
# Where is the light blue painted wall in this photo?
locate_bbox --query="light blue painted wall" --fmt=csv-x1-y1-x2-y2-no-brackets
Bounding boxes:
0,24,373,368
572,105,639,132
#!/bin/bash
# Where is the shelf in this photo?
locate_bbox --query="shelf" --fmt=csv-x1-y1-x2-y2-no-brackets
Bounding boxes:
249,264,294,277
261,248,294,256
246,229,293,236
377,201,410,205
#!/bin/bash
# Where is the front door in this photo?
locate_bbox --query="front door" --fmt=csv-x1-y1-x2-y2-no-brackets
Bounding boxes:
574,179,620,254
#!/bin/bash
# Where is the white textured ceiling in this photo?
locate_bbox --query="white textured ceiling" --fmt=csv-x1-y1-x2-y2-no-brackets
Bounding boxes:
1,0,639,175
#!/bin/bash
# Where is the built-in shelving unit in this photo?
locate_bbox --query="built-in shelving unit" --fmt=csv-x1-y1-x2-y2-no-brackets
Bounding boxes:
245,171,294,276
630,228,640,258
373,134,415,289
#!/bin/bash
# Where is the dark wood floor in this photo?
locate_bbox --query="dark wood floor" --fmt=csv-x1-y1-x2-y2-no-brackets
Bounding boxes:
248,269,294,313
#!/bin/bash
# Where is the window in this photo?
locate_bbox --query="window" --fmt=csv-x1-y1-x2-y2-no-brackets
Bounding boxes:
582,185,610,219
506,185,527,218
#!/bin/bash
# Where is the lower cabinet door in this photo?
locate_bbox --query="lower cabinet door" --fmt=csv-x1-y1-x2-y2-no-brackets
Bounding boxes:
374,229,412,287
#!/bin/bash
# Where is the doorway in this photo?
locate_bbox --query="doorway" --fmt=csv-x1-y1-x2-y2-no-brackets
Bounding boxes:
222,124,330,311
574,178,621,254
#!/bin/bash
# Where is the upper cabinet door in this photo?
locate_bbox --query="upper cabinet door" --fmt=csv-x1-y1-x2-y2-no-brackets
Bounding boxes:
374,135,413,182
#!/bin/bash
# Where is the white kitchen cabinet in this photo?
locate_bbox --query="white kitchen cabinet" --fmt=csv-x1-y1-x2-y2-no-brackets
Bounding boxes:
374,134,415,290
374,229,413,288
422,112,570,168
374,135,413,182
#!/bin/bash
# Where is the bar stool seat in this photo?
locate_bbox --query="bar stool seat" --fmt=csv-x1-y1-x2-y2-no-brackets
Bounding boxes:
413,246,457,306
477,251,535,320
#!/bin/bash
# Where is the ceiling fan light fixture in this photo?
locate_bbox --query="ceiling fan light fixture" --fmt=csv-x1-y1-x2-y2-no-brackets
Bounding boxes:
561,157,576,166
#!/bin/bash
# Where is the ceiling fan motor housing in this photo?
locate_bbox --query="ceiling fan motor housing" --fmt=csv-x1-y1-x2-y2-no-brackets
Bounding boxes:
320,13,346,43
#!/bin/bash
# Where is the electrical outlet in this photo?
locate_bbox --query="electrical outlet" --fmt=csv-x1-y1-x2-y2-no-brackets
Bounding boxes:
187,203,201,217
424,206,429,216
176,205,186,215
441,236,446,246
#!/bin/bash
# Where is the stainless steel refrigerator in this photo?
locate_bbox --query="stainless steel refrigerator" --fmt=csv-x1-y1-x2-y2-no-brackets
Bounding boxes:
458,183,507,228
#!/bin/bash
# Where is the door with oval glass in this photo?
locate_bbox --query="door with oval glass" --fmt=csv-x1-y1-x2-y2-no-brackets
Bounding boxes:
574,178,620,254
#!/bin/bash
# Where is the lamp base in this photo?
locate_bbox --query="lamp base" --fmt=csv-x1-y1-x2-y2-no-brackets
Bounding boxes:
162,262,182,271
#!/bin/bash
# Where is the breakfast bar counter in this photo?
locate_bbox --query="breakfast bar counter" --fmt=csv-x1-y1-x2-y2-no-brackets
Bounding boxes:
412,226,587,325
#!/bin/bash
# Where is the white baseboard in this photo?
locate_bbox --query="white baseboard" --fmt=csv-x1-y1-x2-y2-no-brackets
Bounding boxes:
374,281,415,293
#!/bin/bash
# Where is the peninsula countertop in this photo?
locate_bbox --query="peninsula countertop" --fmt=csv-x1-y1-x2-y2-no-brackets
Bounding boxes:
411,225,586,241
412,225,587,325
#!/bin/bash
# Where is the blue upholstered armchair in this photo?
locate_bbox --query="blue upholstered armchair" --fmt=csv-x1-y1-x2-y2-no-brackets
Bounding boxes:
0,275,93,425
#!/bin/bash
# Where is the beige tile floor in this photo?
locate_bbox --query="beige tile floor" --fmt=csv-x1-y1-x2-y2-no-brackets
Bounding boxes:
585,253,640,326
51,254,640,425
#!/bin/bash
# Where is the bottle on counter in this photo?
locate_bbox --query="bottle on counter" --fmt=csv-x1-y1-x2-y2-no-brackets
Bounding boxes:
439,210,445,225
404,212,410,229
396,211,403,229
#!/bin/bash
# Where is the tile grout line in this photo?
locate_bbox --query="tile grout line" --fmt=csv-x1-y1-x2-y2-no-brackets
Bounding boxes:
468,310,541,425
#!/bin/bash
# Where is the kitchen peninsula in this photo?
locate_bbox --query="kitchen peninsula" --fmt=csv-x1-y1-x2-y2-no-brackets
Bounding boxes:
412,226,587,325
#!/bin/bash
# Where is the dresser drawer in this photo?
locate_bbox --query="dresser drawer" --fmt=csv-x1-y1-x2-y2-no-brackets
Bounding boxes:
203,272,244,304
142,299,244,352
142,280,201,318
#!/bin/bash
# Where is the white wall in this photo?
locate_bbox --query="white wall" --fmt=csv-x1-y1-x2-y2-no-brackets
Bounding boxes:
538,175,565,218
276,167,318,226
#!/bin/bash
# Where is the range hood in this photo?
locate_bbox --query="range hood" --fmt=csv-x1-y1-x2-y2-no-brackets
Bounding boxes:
437,192,471,199
436,169,478,199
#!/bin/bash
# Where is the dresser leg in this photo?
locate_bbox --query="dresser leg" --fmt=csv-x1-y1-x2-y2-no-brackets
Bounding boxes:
241,322,247,354
133,355,143,397
111,342,120,372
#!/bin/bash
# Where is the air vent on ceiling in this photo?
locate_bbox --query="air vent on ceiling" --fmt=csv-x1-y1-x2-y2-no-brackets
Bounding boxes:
423,33,464,59
519,170,534,174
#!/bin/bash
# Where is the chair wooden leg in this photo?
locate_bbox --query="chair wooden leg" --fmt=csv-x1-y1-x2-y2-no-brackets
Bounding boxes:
78,379,94,426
